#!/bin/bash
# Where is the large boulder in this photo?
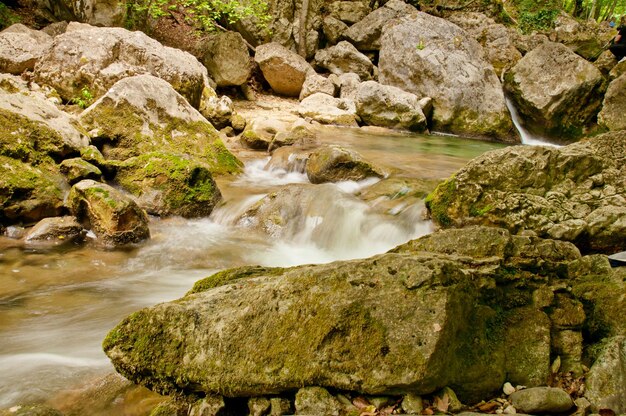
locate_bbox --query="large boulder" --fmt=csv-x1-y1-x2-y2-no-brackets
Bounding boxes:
23,216,86,247
504,41,604,139
78,74,241,175
0,24,53,75
254,42,314,97
314,41,373,80
298,93,359,126
355,80,427,131
306,144,384,183
585,336,626,413
343,0,418,51
379,12,517,142
425,130,626,254
322,16,348,45
104,226,582,402
597,73,626,132
299,72,336,100
115,152,222,218
37,0,126,26
34,23,210,108
328,1,370,24
68,179,150,246
552,12,615,60
202,31,251,87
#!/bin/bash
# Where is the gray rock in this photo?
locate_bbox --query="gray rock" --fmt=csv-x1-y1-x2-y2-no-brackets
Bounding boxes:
585,336,626,413
59,158,102,184
510,387,573,414
200,92,234,130
295,386,343,415
379,12,516,142
202,31,251,87
355,80,427,131
299,73,337,100
504,41,604,139
23,216,85,247
598,73,626,132
298,93,359,126
306,144,384,183
552,12,615,60
338,72,361,100
68,180,150,246
315,41,373,80
43,0,125,26
343,0,418,51
552,330,584,375
322,16,348,45
0,24,53,74
328,1,370,24
255,42,314,96
34,23,209,108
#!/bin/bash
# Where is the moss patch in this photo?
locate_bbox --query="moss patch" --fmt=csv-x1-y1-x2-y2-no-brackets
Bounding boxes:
425,176,456,227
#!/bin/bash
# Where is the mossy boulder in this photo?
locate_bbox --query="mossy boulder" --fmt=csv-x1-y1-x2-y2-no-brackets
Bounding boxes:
59,158,102,184
425,131,626,254
306,145,384,183
78,74,242,175
68,180,150,247
23,216,86,247
584,336,626,413
0,156,65,225
115,152,222,218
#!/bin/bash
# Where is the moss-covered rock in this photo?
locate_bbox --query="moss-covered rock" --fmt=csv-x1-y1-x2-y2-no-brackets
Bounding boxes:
306,145,384,184
68,179,150,247
59,158,102,184
584,336,626,413
79,75,241,176
23,216,86,247
115,152,222,218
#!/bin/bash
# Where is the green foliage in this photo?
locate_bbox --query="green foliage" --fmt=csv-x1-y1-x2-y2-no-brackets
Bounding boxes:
125,0,270,33
70,87,95,109
518,8,559,33
0,3,20,30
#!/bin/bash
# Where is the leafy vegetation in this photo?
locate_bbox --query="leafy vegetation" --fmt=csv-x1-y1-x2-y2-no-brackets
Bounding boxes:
69,87,95,109
562,0,625,22
0,3,20,30
510,0,560,33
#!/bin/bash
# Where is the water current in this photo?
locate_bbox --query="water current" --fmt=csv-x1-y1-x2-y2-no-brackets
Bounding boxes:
0,126,509,412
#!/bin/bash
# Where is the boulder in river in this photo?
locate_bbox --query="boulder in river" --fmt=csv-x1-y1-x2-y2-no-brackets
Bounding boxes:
0,24,53,75
68,179,150,246
23,216,86,247
306,144,384,183
504,41,605,139
597,73,626,132
425,130,626,254
34,23,210,108
254,42,314,97
379,12,517,142
79,74,241,175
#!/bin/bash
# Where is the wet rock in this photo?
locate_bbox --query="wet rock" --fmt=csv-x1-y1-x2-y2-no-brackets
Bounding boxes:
585,336,626,413
509,387,573,414
0,24,53,74
306,144,384,183
328,1,370,24
248,397,271,416
298,93,359,126
401,393,424,414
254,42,314,97
425,131,626,254
202,31,251,87
295,386,343,415
322,16,348,45
115,152,222,218
343,0,418,51
299,73,336,100
34,23,209,108
269,121,318,151
78,74,241,175
59,158,102,185
598,73,626,132
314,41,373,80
240,114,301,151
379,12,516,142
504,41,604,139
68,179,150,246
24,216,85,247
355,80,427,131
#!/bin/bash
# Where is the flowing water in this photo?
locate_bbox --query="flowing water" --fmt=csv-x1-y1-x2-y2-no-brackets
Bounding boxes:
0,126,507,412
505,98,561,147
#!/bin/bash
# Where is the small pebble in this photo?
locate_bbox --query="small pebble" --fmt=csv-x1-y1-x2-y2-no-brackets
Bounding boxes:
504,405,517,414
503,382,516,395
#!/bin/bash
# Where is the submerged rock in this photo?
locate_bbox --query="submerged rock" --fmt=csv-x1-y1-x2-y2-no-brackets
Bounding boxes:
426,130,626,254
306,144,384,183
379,12,516,141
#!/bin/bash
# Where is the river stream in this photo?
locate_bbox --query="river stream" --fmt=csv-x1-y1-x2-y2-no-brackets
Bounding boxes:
0,126,509,412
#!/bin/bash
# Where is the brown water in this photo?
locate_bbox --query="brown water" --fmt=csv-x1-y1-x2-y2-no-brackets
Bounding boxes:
0,126,506,412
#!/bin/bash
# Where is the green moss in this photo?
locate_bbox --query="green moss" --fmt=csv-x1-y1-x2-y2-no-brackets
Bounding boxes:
188,266,284,294
469,204,493,217
425,176,456,227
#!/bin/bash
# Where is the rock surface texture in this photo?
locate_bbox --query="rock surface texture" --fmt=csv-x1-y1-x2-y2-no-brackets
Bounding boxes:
0,24,53,74
298,93,359,126
314,41,373,80
306,145,384,183
426,130,626,254
597,73,626,132
379,12,516,141
585,336,626,413
355,81,427,131
254,42,314,97
202,31,251,87
504,41,605,139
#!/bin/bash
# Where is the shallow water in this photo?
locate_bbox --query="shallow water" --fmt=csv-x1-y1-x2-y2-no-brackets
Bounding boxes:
0,127,506,411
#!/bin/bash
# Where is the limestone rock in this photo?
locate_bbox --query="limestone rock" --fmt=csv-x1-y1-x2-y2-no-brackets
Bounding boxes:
78,75,241,175
299,73,336,100
504,41,604,139
510,387,573,414
298,93,359,126
594,50,617,76
552,12,615,60
425,131,626,254
189,396,225,416
254,42,314,97
598,73,626,132
306,144,384,183
200,92,234,130
240,114,302,150
0,24,53,74
68,179,150,246
295,386,343,415
43,0,125,26
270,397,292,415
338,72,361,100
355,80,427,131
34,23,210,108
379,12,516,142
248,397,271,416
585,336,626,413
322,16,348,45
315,41,373,80
202,31,251,87
328,1,370,24
343,0,418,51
59,158,102,184
115,152,222,218
23,216,84,247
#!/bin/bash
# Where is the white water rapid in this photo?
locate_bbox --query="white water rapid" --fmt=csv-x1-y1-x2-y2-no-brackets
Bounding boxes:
505,97,561,147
